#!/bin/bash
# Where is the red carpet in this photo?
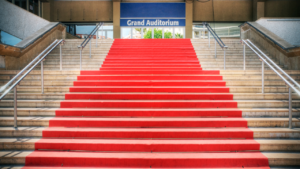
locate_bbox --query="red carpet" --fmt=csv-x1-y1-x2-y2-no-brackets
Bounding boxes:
23,39,269,169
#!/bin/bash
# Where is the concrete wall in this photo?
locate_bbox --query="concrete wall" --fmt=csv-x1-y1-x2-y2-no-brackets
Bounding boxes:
241,24,300,70
0,0,50,39
2,24,66,70
113,1,120,39
50,0,113,22
193,0,252,22
265,0,300,18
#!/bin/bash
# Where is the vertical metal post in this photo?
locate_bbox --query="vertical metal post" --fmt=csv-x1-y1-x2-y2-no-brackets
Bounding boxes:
289,87,292,129
203,24,205,39
162,28,164,39
208,32,210,48
80,48,82,70
215,40,217,58
131,28,133,39
38,0,41,17
152,28,154,39
261,61,264,94
41,61,44,94
14,87,17,128
89,40,91,58
60,44,62,71
223,49,226,70
243,44,246,70
102,25,104,39
96,30,98,47
141,28,144,39
173,27,175,38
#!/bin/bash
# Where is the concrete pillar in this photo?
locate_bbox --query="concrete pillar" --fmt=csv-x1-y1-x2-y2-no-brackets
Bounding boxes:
253,0,266,21
26,0,29,11
185,0,193,39
113,0,121,39
257,2,265,19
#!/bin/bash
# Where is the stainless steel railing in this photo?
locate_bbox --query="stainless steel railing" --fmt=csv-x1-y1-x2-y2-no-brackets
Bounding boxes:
242,39,300,129
77,22,104,70
0,39,65,128
203,22,228,69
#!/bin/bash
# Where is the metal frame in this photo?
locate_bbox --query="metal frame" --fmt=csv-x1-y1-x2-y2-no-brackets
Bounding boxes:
0,39,64,128
77,22,103,70
203,22,228,70
242,39,300,129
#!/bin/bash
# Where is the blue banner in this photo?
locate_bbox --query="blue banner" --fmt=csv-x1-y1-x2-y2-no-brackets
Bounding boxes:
121,3,185,18
120,19,185,27
120,3,186,27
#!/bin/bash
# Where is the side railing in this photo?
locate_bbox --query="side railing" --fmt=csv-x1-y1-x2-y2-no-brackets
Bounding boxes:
77,22,104,70
203,22,228,69
0,39,65,128
242,39,300,129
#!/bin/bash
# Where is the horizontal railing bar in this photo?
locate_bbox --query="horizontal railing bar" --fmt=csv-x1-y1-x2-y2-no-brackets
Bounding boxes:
243,39,300,96
0,40,64,100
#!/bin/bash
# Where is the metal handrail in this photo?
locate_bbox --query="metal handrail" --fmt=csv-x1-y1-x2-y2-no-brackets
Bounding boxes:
77,22,103,70
242,39,300,129
0,39,64,128
203,22,228,69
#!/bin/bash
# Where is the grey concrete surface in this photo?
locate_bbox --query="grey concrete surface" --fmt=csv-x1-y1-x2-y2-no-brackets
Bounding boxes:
256,18,300,47
0,0,50,40
15,22,59,48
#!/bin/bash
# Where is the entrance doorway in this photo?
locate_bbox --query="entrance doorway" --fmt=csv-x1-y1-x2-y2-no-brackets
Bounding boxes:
121,27,185,39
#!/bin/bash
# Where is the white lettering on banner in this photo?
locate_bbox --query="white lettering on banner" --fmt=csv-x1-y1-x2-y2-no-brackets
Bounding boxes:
127,19,179,26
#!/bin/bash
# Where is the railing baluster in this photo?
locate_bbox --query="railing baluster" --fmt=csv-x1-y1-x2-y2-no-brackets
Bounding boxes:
224,49,226,70
41,61,44,94
261,61,264,94
215,40,217,58
14,87,17,128
89,40,92,58
60,44,62,71
289,87,292,129
243,44,246,70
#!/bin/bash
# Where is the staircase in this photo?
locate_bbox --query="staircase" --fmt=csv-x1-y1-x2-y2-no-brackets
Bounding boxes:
0,38,300,168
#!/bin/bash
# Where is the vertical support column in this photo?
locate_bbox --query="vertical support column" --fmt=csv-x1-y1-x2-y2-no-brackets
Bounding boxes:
261,61,264,94
131,28,133,39
60,44,62,70
102,25,104,39
185,0,193,39
41,61,44,94
14,87,17,128
289,87,292,129
243,44,246,70
26,0,29,11
162,28,164,39
38,0,41,16
203,25,205,39
113,1,121,39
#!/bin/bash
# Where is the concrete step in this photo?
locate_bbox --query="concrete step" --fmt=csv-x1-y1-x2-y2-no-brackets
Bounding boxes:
0,99,300,108
0,107,299,118
0,117,299,128
1,138,299,152
0,127,299,139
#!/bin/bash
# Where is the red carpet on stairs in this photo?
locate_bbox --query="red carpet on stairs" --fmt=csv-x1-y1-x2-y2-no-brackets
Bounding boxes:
23,39,270,169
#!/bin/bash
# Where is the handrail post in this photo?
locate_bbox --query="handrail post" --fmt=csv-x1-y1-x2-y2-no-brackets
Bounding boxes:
208,32,210,48
243,43,246,70
215,40,217,58
89,40,92,58
262,61,264,94
78,46,82,70
223,48,226,70
96,30,98,47
41,60,44,94
14,87,17,128
289,87,292,129
60,44,62,71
